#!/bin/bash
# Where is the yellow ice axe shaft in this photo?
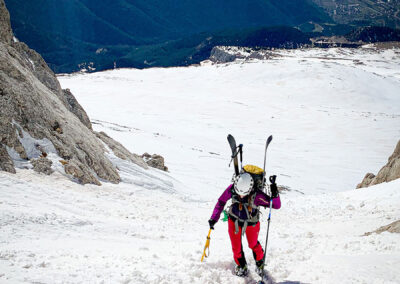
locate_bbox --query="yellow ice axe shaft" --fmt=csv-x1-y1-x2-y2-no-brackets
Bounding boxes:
201,229,212,262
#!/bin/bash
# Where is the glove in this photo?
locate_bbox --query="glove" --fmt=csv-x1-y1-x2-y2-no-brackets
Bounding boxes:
208,219,217,230
269,175,279,198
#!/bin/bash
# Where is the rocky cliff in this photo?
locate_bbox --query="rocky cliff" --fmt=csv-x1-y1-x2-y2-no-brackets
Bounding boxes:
357,140,400,188
0,1,12,44
0,0,149,185
209,46,277,63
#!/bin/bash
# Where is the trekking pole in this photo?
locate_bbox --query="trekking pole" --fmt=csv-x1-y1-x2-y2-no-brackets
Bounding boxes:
201,229,212,262
259,198,273,283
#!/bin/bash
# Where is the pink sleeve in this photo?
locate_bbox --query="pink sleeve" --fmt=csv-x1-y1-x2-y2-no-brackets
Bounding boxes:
254,191,281,209
210,184,233,221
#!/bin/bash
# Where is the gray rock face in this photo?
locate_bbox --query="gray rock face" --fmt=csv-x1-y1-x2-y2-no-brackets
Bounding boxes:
11,41,92,129
63,89,92,130
0,144,15,173
357,173,376,188
142,153,168,171
0,0,161,185
12,41,64,97
209,46,274,63
0,41,121,185
357,140,400,188
0,0,122,185
0,0,12,44
210,47,240,63
64,159,101,185
95,131,148,169
31,157,53,175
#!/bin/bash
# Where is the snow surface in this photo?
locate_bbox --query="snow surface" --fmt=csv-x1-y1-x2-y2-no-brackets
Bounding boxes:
1,47,400,283
59,47,400,196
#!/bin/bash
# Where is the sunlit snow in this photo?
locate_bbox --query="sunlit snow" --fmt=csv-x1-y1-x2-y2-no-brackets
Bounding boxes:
1,47,400,283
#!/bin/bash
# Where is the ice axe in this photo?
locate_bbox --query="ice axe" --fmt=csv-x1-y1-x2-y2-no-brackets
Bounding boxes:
200,229,212,262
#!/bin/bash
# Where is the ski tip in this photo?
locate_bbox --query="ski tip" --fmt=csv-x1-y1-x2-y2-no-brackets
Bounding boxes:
267,135,273,143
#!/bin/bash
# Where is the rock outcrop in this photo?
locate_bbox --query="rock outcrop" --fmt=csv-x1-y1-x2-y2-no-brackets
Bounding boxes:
142,153,168,172
0,144,15,173
31,157,53,175
209,46,275,64
364,220,400,236
63,89,92,130
357,140,400,188
209,47,241,63
0,0,149,185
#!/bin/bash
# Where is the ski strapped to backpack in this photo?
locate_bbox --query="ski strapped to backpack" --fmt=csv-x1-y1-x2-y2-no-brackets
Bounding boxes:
227,134,242,176
258,135,274,284
262,135,273,190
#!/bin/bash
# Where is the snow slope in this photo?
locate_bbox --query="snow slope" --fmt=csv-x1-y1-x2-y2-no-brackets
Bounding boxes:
1,169,399,283
58,46,400,197
1,47,400,283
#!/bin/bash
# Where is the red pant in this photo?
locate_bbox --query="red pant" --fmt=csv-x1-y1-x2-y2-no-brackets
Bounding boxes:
228,219,264,265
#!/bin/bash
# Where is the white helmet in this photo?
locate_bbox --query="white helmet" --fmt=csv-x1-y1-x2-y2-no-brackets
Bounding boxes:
234,173,254,196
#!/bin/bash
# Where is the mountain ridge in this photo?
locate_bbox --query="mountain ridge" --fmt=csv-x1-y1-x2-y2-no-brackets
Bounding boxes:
5,0,400,72
5,0,331,72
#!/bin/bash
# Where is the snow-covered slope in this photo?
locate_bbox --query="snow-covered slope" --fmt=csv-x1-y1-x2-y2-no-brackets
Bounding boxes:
1,47,400,283
58,46,400,197
1,169,399,283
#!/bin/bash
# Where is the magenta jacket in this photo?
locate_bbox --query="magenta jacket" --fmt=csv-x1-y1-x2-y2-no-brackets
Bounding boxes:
210,184,281,222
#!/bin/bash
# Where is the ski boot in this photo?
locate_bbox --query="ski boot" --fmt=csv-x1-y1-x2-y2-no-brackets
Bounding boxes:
255,259,265,277
235,256,248,277
235,264,248,277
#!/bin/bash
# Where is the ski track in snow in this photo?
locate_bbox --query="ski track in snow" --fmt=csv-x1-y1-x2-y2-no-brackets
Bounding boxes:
1,47,400,283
